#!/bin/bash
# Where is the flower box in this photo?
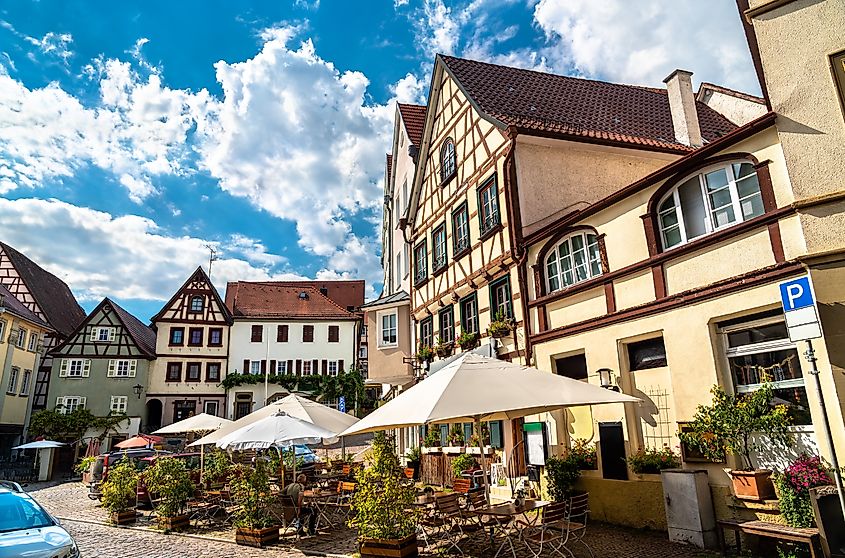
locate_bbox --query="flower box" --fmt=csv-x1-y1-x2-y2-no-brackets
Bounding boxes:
443,446,464,455
236,526,280,548
110,510,136,525
466,446,494,455
158,514,190,531
421,447,441,454
730,469,775,501
360,534,419,558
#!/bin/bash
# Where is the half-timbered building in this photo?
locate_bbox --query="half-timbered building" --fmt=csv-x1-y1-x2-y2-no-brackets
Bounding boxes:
146,267,232,430
49,298,156,451
0,242,85,413
0,285,52,456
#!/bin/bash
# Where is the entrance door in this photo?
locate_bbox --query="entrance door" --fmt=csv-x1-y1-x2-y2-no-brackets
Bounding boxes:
146,399,163,432
510,418,526,476
235,400,251,420
173,400,196,422
599,422,628,480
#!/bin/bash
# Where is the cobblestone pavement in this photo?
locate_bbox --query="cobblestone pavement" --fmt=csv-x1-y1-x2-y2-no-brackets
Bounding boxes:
27,481,718,558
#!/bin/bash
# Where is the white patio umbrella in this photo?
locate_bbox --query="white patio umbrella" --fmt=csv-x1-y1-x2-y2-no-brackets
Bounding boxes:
13,440,66,450
152,412,232,435
339,353,640,490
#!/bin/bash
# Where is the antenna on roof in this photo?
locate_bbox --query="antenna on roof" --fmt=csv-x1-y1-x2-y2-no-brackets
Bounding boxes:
205,244,218,280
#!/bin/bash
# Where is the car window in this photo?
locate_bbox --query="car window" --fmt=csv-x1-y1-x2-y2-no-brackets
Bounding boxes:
0,493,54,532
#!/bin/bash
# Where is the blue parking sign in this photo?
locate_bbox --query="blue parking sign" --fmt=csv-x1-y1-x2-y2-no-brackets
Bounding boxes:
338,396,346,413
780,277,814,312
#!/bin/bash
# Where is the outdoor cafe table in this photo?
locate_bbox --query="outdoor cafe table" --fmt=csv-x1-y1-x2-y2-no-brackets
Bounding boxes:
469,499,549,558
303,489,337,529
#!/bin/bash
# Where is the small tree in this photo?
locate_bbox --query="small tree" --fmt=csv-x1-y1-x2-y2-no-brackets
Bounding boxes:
143,457,195,518
200,448,231,486
451,453,476,478
101,458,138,515
230,461,276,529
545,455,581,501
679,384,792,470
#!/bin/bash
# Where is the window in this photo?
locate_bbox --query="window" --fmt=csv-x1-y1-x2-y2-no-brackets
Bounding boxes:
478,175,500,236
419,317,434,348
380,311,398,347
440,138,456,183
658,162,764,250
414,241,427,285
186,362,202,382
554,353,588,381
328,325,339,343
432,222,447,272
439,306,455,344
208,328,223,346
188,327,203,346
204,400,219,416
108,359,137,378
166,362,182,382
395,250,402,289
489,276,513,319
452,203,470,256
277,325,289,343
110,395,128,414
91,327,114,343
206,362,221,382
19,369,31,396
627,337,668,370
169,327,184,346
251,325,263,342
303,325,314,342
7,367,18,394
403,244,410,278
189,296,204,313
302,360,313,376
27,332,38,352
250,360,261,375
60,359,89,378
0,320,5,342
15,328,26,348
276,361,288,374
328,361,339,376
722,316,810,424
460,293,479,335
545,232,602,293
57,396,84,414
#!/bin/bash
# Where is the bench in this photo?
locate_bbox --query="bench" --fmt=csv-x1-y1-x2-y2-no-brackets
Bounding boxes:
717,519,822,558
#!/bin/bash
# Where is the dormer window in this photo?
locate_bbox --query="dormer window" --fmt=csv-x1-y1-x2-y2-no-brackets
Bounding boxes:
657,161,763,250
440,139,456,184
545,232,602,293
189,296,204,313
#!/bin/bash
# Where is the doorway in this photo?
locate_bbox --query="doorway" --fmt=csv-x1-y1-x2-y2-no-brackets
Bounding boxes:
146,399,163,432
599,422,628,480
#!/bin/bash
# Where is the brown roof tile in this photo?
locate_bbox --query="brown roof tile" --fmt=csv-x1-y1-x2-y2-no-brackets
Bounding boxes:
107,298,157,357
225,282,359,319
397,103,426,147
440,55,738,152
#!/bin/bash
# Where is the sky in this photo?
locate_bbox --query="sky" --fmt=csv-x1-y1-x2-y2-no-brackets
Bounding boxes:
0,0,760,322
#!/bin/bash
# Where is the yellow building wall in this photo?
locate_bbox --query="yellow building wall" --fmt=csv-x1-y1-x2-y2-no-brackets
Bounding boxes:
0,316,45,426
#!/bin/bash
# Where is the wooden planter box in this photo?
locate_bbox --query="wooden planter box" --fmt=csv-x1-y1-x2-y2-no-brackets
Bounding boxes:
110,510,136,525
236,526,280,548
158,514,190,531
730,469,775,501
360,534,419,558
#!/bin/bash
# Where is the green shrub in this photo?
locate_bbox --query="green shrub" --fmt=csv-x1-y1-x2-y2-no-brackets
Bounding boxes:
230,461,276,529
74,455,97,476
101,458,138,514
200,448,231,486
143,457,195,518
626,446,680,474
448,424,465,446
569,438,598,470
451,453,476,478
406,446,421,463
545,455,581,502
423,427,441,448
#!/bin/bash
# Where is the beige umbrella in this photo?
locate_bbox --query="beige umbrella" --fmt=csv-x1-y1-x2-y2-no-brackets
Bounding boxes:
152,413,232,435
339,353,640,491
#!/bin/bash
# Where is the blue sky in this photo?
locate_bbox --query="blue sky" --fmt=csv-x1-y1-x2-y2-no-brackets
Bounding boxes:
0,0,758,322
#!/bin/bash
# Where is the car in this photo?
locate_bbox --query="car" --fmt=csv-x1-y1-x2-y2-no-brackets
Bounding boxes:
292,444,322,467
0,480,79,558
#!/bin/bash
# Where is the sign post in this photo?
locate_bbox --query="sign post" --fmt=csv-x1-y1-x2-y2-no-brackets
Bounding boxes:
779,276,845,520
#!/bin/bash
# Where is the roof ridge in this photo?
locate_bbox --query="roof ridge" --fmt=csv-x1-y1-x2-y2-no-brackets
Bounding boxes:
104,297,157,356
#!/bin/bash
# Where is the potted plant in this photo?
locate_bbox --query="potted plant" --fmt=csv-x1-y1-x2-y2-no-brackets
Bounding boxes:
679,384,792,500
443,424,465,453
434,338,454,359
100,457,139,525
626,446,680,475
75,455,97,485
144,456,195,531
405,446,421,480
201,448,231,489
467,424,493,455
773,454,830,528
568,438,598,470
422,427,441,453
456,330,480,351
451,452,476,479
487,311,512,338
415,344,434,363
545,454,582,502
230,461,280,548
349,432,419,557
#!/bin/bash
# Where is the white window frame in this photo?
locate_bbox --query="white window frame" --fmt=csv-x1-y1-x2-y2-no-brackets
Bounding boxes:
479,179,500,233
108,359,137,378
250,360,261,375
204,400,219,416
7,367,18,394
189,296,204,313
328,361,339,376
276,361,288,374
91,326,115,343
57,396,85,414
658,161,764,250
440,139,456,181
0,319,5,343
545,231,602,293
378,310,398,348
302,360,312,376
110,395,128,414
61,358,90,378
432,223,447,270
15,328,26,348
27,332,38,352
19,369,31,396
452,205,470,254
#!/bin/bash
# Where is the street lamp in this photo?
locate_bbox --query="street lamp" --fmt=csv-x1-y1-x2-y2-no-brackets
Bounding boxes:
132,383,144,399
596,368,619,391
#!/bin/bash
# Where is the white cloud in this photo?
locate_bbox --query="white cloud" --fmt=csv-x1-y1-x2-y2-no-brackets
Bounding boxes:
26,31,74,65
0,198,305,303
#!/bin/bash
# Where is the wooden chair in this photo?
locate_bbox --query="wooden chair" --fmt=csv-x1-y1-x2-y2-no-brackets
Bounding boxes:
519,501,569,557
431,493,465,554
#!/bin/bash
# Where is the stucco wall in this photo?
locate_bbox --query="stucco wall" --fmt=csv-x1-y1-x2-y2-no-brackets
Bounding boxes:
149,323,229,396
698,88,767,126
576,476,667,530
365,303,413,381
0,316,43,427
49,358,150,420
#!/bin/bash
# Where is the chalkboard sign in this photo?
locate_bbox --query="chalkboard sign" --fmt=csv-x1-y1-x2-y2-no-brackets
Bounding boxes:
522,422,548,466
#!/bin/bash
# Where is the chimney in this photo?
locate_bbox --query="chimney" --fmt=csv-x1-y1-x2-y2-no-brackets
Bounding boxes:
663,69,703,148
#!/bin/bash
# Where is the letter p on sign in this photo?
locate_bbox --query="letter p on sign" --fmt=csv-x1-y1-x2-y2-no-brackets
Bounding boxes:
779,277,814,312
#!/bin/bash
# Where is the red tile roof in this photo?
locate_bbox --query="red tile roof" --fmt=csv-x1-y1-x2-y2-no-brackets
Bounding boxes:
225,282,359,319
397,103,426,147
440,55,738,152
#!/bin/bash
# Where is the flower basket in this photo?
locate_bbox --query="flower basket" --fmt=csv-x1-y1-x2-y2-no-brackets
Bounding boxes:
487,321,511,338
456,331,480,351
236,526,280,548
415,345,434,363
730,469,775,501
360,534,419,558
158,514,190,531
434,342,454,358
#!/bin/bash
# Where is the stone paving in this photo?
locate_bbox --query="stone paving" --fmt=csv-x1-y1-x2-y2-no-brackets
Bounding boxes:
27,481,720,558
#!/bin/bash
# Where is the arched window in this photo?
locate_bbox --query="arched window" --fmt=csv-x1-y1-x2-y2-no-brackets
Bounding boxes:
440,139,456,183
657,161,763,250
545,232,602,293
189,296,204,313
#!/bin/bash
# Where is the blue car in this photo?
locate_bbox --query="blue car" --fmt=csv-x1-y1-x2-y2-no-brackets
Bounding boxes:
0,481,79,558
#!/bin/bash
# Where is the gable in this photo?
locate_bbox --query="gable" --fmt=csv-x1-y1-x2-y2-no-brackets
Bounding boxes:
51,300,154,359
151,266,232,325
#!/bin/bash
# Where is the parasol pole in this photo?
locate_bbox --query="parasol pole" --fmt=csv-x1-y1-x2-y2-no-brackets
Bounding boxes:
475,417,489,498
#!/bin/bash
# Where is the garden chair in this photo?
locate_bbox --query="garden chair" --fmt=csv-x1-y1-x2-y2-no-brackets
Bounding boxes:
519,493,593,558
428,492,465,554
463,490,498,533
560,492,594,558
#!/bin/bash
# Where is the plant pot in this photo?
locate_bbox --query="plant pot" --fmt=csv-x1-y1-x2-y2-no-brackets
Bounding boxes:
82,472,92,485
407,460,420,480
360,534,419,558
158,514,190,531
236,526,280,548
730,469,775,501
421,447,441,454
810,485,845,557
435,344,454,358
443,446,464,454
110,509,136,525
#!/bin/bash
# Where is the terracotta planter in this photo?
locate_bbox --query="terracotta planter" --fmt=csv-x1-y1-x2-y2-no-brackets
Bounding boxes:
110,509,136,525
236,526,280,548
730,469,775,501
158,514,190,531
360,534,419,558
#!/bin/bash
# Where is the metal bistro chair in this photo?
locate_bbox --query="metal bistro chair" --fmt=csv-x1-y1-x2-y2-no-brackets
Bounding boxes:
520,493,594,558
427,493,465,555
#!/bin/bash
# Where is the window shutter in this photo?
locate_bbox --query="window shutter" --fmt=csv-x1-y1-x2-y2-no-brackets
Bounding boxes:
287,360,293,375
108,328,116,342
312,359,318,374
260,359,267,374
56,396,62,409
339,360,344,374
79,396,87,408
89,328,97,342
295,359,302,375
129,360,137,378
269,360,276,374
107,360,116,378
243,359,249,374
321,360,327,374
59,359,68,378
82,360,91,377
